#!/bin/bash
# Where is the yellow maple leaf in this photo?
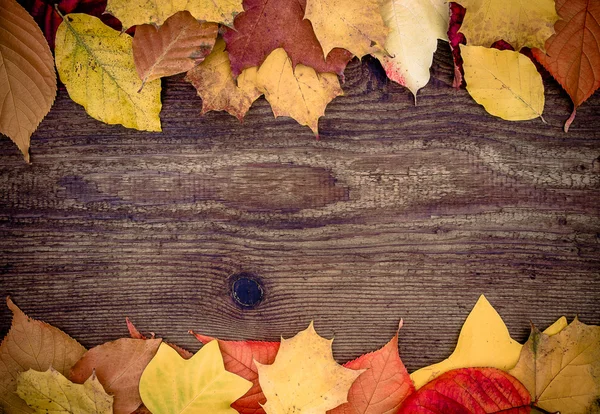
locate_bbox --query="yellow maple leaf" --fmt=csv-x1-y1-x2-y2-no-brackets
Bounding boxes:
305,0,388,58
16,368,112,414
256,48,343,136
54,14,161,132
256,322,363,414
106,0,243,30
461,45,545,121
139,341,251,414
459,0,559,50
410,295,568,389
185,38,262,121
510,319,600,414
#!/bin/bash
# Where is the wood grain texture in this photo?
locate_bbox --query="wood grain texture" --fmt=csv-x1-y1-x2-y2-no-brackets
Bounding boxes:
0,43,599,372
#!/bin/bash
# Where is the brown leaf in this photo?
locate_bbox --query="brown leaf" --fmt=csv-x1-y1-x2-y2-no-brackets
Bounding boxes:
125,317,193,359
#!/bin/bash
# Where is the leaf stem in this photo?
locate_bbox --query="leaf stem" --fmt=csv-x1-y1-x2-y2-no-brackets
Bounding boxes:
54,4,64,19
531,404,560,414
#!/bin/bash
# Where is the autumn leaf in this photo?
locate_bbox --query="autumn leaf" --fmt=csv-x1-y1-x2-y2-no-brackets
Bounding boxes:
458,0,559,50
185,38,262,121
139,341,252,413
133,11,218,87
69,338,162,414
55,13,162,131
191,331,280,414
222,0,352,77
328,322,415,414
126,317,194,359
0,298,86,414
256,48,343,136
305,0,388,58
256,322,363,414
105,0,243,30
399,368,531,413
374,0,449,98
0,0,56,162
532,0,600,132
510,319,600,414
17,368,112,414
461,45,545,121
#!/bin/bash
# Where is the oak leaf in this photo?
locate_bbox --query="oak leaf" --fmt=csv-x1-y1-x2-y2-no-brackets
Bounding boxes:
510,319,600,414
222,0,352,77
139,341,252,413
126,317,194,359
0,0,56,162
256,322,363,414
398,368,531,413
532,0,600,132
0,298,86,414
185,38,262,121
133,11,218,86
256,48,343,136
69,338,162,414
461,45,545,121
55,13,162,131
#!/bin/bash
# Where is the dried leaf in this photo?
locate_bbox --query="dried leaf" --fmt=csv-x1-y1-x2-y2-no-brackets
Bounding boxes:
125,318,193,359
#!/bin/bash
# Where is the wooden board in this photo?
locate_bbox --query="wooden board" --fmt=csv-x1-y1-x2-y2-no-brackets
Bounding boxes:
1,43,599,372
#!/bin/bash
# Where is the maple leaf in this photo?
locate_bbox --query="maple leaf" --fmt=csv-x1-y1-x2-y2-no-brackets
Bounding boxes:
17,368,112,414
55,13,162,131
374,0,449,98
222,0,352,77
510,319,600,414
133,11,218,87
448,2,467,88
398,368,531,413
304,0,388,58
0,298,86,414
256,48,343,136
0,0,56,162
105,0,243,30
256,322,363,414
328,322,415,414
191,331,280,414
532,0,600,132
185,38,263,121
461,45,545,121
69,338,162,414
139,341,252,413
458,0,559,50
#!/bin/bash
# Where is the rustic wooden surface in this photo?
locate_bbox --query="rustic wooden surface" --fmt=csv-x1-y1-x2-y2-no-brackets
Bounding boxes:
1,43,599,372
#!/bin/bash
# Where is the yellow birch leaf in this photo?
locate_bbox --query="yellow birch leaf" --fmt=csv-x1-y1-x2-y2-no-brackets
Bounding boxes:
256,322,363,414
304,0,388,58
16,368,112,414
185,38,262,121
374,0,449,97
54,14,161,132
256,48,342,136
461,45,545,121
510,319,600,414
139,341,252,414
106,0,243,30
459,0,559,50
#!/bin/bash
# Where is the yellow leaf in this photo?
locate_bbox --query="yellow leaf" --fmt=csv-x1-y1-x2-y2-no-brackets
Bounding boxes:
54,14,161,132
139,341,251,414
256,322,363,414
461,45,545,121
374,0,448,97
459,0,558,50
256,48,342,136
16,368,112,414
305,0,388,58
0,0,56,162
185,38,262,121
510,319,600,414
106,0,243,30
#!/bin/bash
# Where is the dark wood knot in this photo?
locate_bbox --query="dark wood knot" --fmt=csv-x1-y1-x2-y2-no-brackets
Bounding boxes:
230,273,264,309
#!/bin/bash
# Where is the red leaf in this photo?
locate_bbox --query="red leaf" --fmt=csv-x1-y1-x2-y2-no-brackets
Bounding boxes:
223,0,353,77
448,2,467,88
398,367,532,414
328,322,415,414
190,331,280,414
